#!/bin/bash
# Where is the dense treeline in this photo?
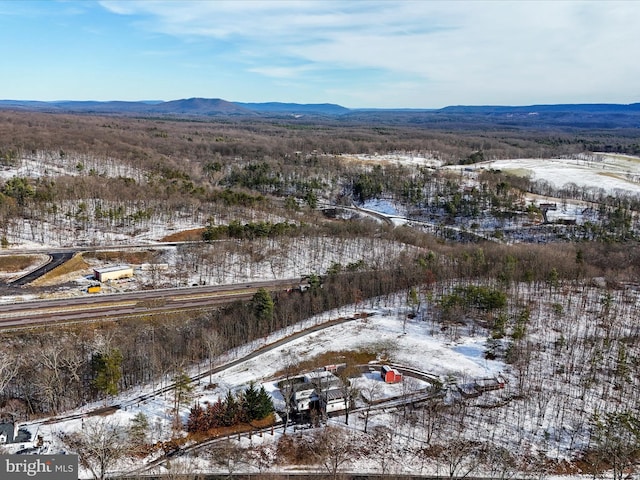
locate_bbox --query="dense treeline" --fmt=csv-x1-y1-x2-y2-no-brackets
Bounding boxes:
0,257,421,416
3,232,640,417
3,109,640,477
2,110,640,247
4,150,639,249
202,219,297,241
3,111,639,167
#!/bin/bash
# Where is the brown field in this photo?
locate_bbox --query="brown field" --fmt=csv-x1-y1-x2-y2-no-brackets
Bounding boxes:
84,249,162,264
0,255,47,273
272,348,378,379
160,228,206,242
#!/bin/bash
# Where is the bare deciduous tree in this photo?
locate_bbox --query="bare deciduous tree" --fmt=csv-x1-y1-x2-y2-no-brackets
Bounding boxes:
312,426,359,480
0,351,19,399
206,438,248,477
361,375,382,433
423,439,482,479
370,426,396,475
58,417,127,480
202,329,224,386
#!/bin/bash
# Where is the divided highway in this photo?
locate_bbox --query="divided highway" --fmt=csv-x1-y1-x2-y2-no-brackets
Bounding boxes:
0,245,306,330
0,278,302,330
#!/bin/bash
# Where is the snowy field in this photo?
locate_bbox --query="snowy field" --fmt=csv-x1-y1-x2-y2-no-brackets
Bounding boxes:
341,152,640,197
476,153,640,196
6,295,507,477
2,150,640,478
8,278,628,478
340,152,445,168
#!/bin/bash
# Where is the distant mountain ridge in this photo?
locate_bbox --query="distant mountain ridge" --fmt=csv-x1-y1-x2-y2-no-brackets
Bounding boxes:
1,98,639,128
0,97,347,116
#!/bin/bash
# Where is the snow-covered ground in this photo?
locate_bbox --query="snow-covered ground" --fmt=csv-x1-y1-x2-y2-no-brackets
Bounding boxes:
344,152,640,197
10,151,638,196
0,151,145,183
7,295,508,477
340,152,445,168
476,154,640,196
3,150,640,251
3,150,640,478
10,278,628,478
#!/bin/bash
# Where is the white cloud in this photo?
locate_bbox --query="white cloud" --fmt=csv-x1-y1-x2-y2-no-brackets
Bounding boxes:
248,64,317,79
98,0,640,106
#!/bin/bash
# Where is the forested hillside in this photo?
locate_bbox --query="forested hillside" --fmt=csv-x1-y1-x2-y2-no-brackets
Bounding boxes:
1,110,640,478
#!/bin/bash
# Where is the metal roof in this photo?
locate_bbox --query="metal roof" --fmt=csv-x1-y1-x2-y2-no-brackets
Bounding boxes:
94,265,132,274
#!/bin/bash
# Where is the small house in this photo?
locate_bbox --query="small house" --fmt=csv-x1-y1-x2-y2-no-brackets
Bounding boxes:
474,376,506,392
381,365,403,384
322,388,347,413
458,383,482,398
305,370,343,391
323,363,346,373
292,383,318,412
285,370,346,415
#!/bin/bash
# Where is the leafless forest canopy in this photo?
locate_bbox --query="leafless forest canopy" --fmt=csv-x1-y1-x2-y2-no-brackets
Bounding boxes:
2,110,640,477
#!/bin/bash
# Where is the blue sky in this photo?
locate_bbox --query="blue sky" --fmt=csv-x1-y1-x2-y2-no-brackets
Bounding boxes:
1,0,639,108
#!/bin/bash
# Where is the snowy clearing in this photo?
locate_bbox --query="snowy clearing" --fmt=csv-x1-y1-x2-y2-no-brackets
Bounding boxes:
476,154,640,196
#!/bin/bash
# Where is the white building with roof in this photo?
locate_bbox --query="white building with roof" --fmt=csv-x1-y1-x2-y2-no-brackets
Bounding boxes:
93,265,134,282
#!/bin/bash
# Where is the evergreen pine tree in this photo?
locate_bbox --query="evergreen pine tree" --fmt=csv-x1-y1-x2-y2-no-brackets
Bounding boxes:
129,412,149,447
91,349,123,397
257,385,275,419
223,390,239,426
252,288,274,324
242,382,261,421
173,370,194,429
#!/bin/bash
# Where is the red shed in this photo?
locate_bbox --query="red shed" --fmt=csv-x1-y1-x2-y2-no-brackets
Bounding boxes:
381,365,403,384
